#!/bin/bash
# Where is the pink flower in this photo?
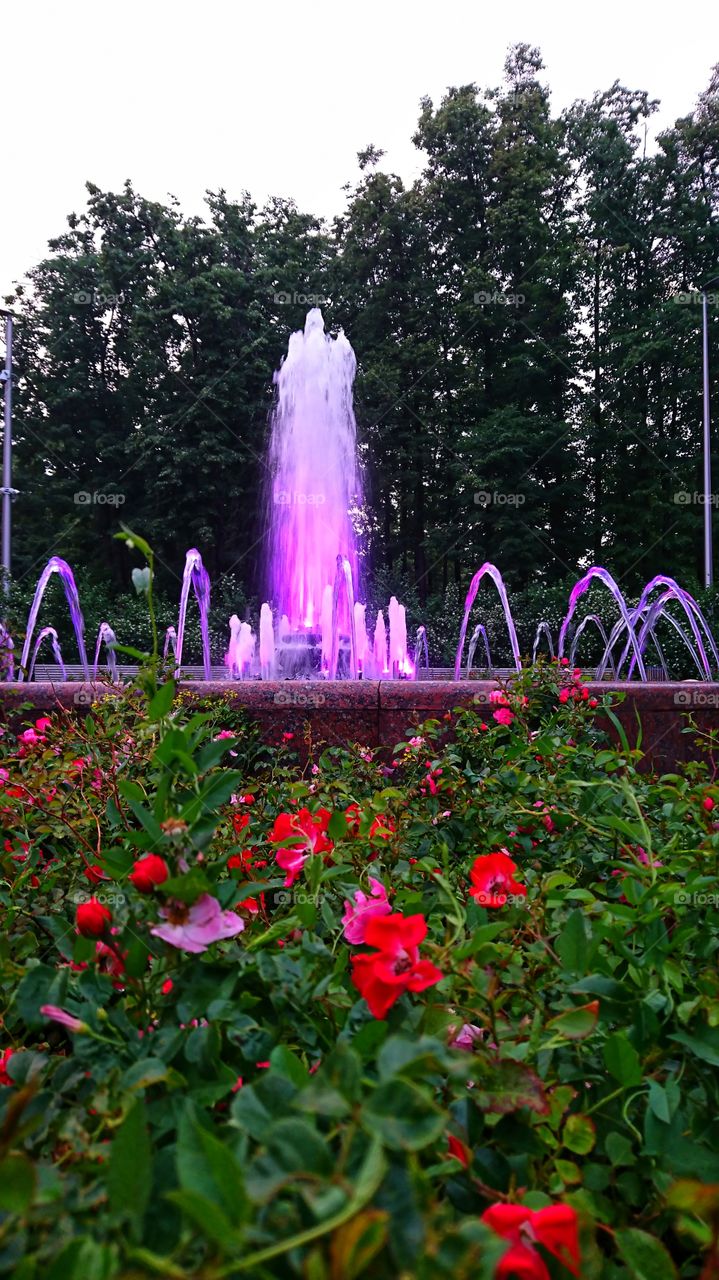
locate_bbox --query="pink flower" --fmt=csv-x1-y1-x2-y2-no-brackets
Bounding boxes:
342,877,392,944
151,894,245,954
40,1005,88,1033
214,730,235,740
18,728,41,746
451,1023,484,1050
35,717,52,733
493,707,514,727
489,691,508,705
275,846,309,885
408,736,425,748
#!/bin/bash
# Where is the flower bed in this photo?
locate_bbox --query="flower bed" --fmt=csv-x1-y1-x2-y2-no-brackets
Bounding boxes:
2,662,719,1277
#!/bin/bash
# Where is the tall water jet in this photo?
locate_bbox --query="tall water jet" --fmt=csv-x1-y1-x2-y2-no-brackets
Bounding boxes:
532,622,555,664
320,585,333,675
265,309,362,629
18,557,89,681
388,597,410,677
93,623,118,681
28,627,66,681
176,549,212,679
226,615,242,678
454,564,521,680
354,603,368,675
329,556,357,679
259,604,275,680
163,627,177,662
373,610,388,676
466,624,492,676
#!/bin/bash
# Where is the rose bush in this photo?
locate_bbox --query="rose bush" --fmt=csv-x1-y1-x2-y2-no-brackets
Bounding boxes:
1,659,719,1277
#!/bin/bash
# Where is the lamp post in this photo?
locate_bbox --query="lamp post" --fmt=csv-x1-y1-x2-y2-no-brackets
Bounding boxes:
0,310,15,598
702,277,719,589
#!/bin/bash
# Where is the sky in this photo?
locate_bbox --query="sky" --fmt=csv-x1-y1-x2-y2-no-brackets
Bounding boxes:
2,0,718,300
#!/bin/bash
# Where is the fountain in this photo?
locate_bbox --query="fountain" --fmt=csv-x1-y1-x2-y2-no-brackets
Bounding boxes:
265,308,362,634
2,306,718,776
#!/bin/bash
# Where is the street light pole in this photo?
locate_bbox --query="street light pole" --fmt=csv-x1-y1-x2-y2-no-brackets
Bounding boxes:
0,311,14,598
702,277,719,590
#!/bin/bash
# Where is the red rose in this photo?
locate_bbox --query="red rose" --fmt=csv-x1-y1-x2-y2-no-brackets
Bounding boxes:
351,913,443,1019
470,851,527,908
482,1201,580,1278
76,898,112,937
129,854,169,894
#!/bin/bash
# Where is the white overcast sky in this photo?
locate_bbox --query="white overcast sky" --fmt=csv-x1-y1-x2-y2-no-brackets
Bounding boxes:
2,0,718,300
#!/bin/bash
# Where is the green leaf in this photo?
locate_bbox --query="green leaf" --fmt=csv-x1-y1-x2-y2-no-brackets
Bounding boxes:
328,809,350,840
614,1227,677,1279
108,1100,152,1232
269,1046,310,1089
0,1154,35,1213
121,1057,179,1091
165,1189,240,1252
176,1106,248,1226
603,1032,642,1086
147,680,175,721
117,781,164,842
547,1001,599,1041
472,1059,548,1115
555,910,588,973
670,1027,719,1067
362,1079,448,1150
563,1113,596,1154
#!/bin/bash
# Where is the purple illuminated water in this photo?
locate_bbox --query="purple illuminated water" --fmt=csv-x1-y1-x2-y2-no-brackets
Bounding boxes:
265,309,362,630
175,549,212,679
18,557,89,681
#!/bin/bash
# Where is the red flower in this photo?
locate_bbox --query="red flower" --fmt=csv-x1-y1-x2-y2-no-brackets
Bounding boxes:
493,707,515,727
351,913,443,1019
95,941,125,980
470,852,526,908
370,814,396,841
482,1202,580,1278
83,864,106,885
704,796,715,812
268,808,333,886
232,812,251,837
344,802,362,834
0,1047,15,1086
448,1134,471,1167
228,849,255,873
130,854,169,894
76,898,112,937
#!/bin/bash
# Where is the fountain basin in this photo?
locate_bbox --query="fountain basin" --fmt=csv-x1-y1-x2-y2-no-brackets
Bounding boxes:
1,680,716,773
